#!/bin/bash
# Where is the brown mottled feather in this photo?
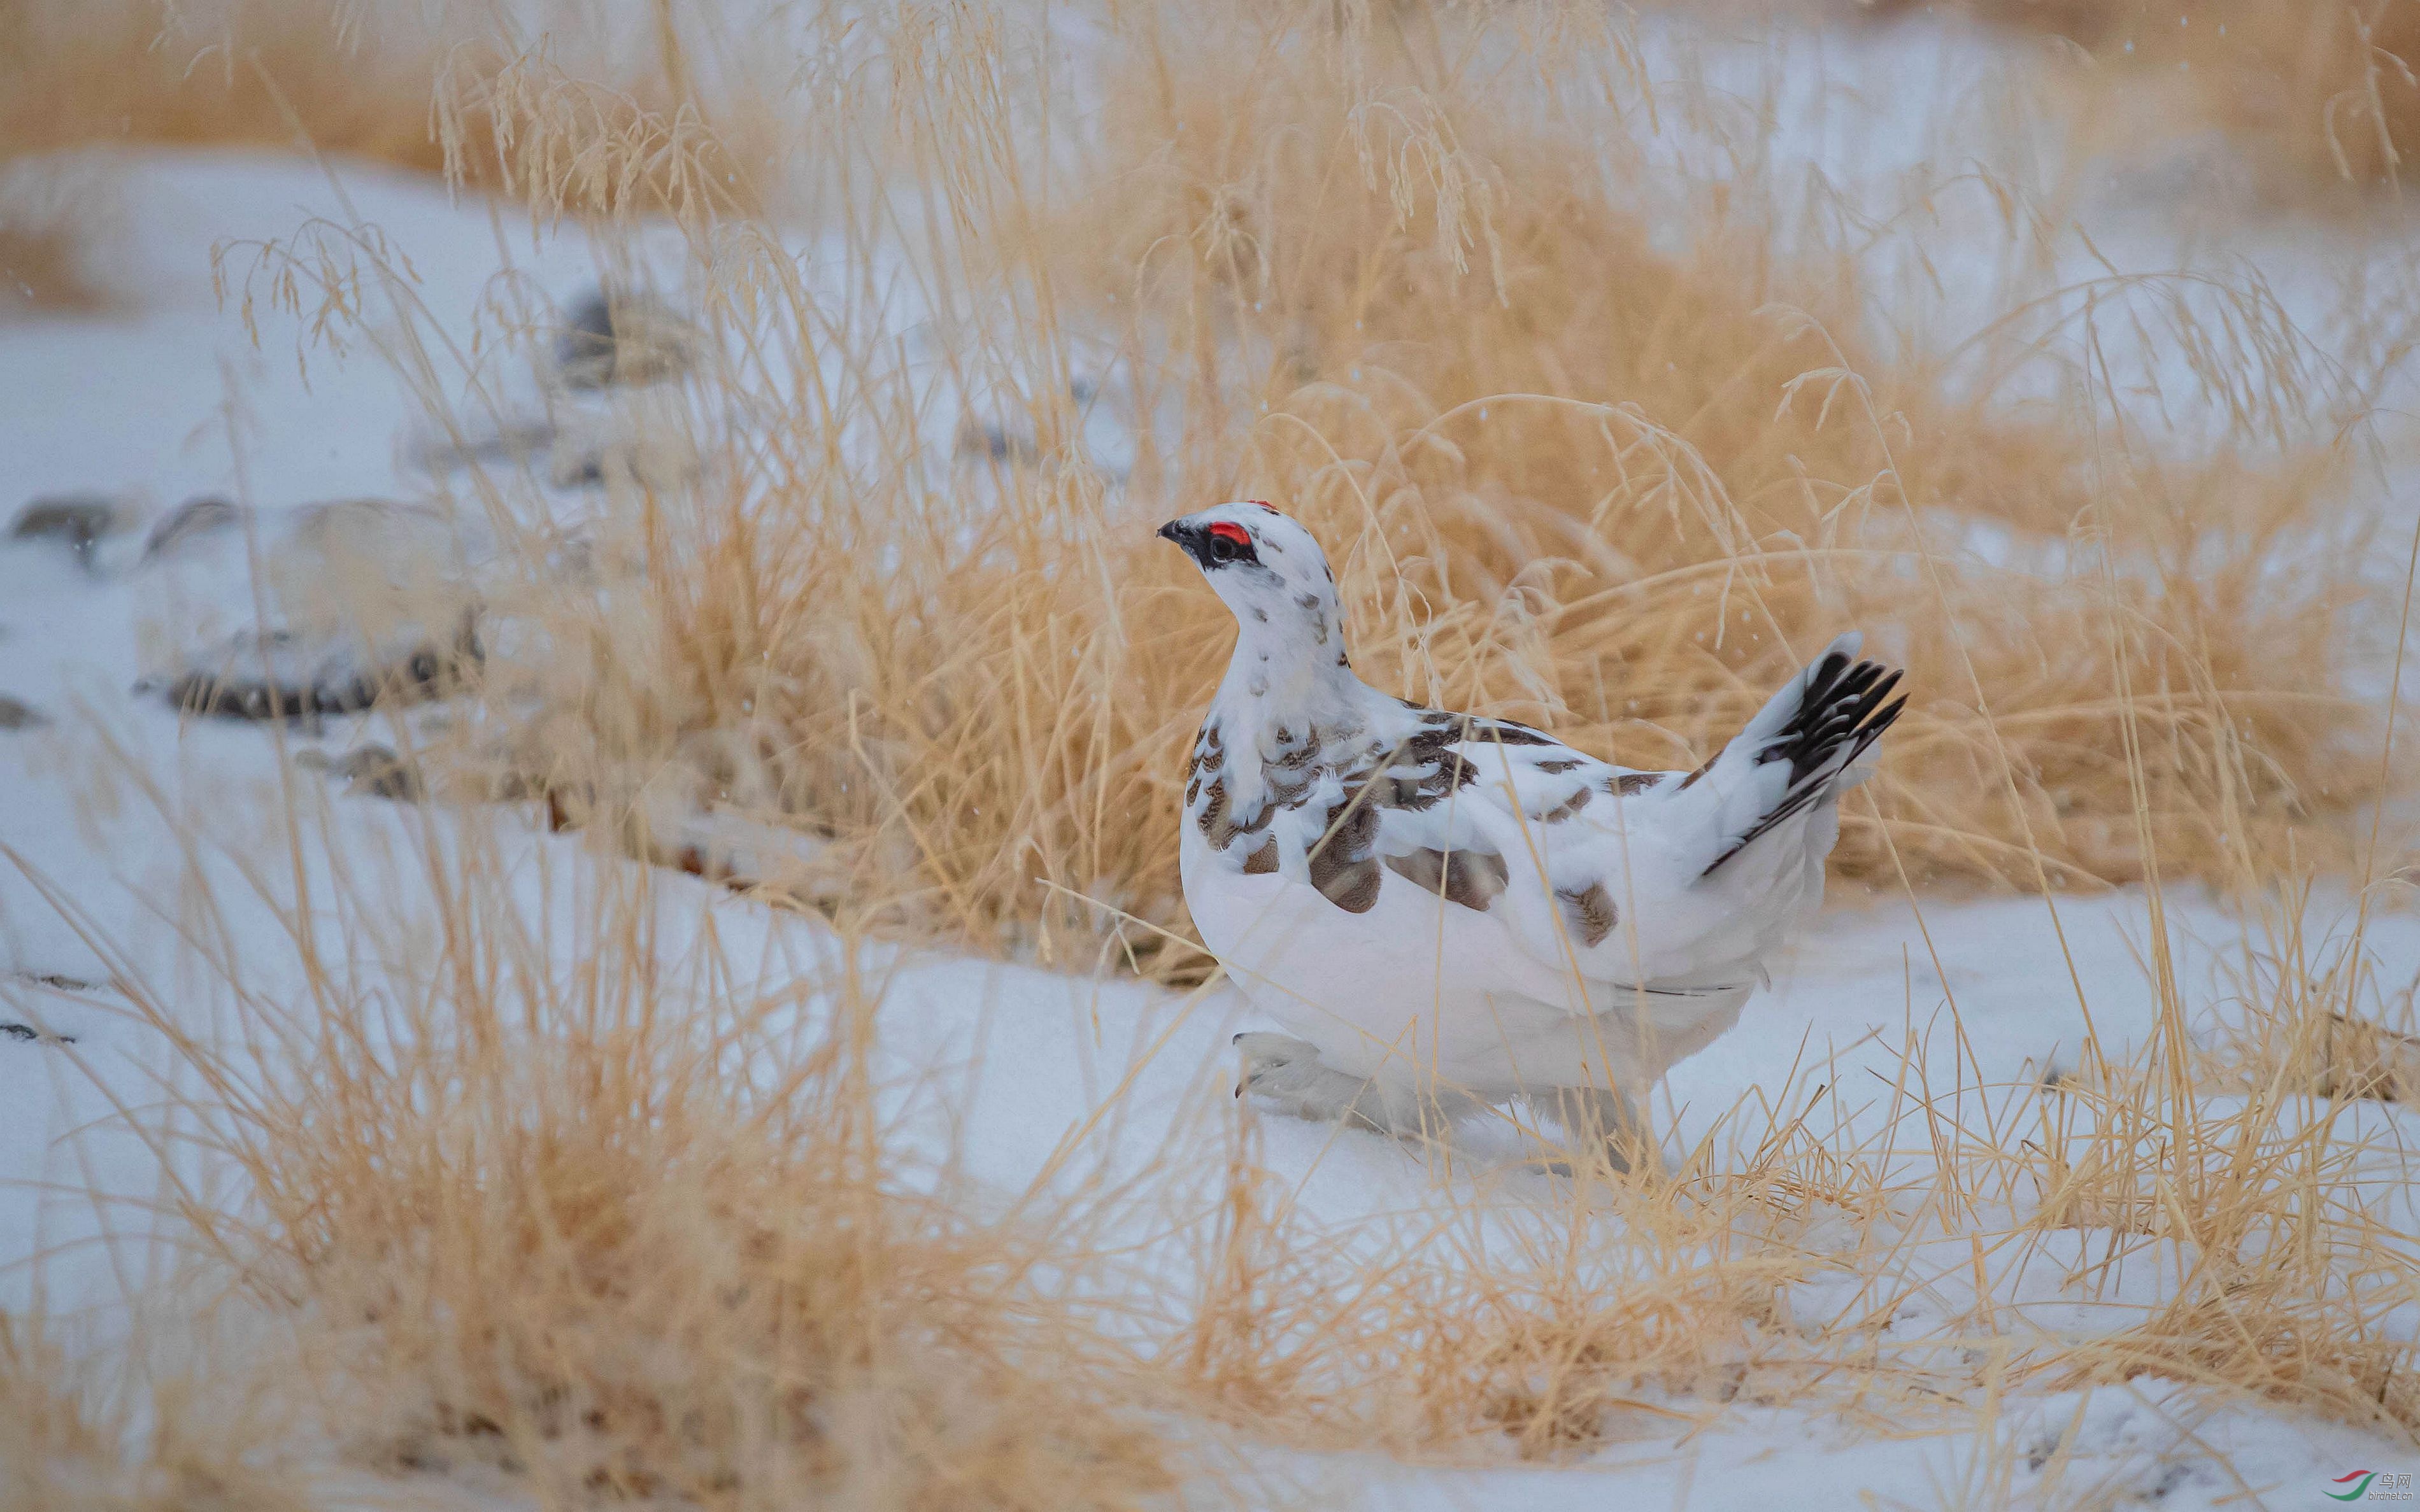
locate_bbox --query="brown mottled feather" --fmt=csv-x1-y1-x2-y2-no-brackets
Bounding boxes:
1384,847,1509,911
1195,776,1230,837
1307,792,1383,913
1557,880,1618,947
1205,797,1272,851
1530,786,1593,824
1477,721,1558,747
1314,857,1382,912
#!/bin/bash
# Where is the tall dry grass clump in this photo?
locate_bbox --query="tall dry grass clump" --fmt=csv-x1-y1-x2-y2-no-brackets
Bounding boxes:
2030,886,2420,1434
445,0,2400,976
74,810,1182,1509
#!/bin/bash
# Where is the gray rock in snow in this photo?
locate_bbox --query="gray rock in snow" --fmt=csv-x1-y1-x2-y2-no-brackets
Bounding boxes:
10,491,136,570
148,612,481,723
9,971,99,993
1,1021,77,1046
1,971,88,1046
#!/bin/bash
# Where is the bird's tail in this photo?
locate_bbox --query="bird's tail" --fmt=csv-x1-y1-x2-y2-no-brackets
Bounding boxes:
1699,633,1905,877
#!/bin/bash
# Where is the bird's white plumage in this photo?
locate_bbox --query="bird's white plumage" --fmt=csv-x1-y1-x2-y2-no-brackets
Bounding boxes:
1164,502,1903,1140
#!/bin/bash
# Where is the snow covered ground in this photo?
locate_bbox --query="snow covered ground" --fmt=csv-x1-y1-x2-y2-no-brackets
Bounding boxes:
5,10,2420,1508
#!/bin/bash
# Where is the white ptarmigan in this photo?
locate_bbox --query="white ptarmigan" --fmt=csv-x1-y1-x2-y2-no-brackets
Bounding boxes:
1160,502,1905,1170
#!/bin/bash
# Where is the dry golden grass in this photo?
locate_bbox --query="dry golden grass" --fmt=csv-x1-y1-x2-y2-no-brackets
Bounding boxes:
1147,871,2420,1465
0,0,764,218
10,788,2412,1507
0,1309,308,1512
1876,0,2420,199
432,0,2406,979
0,1,468,172
20,805,1187,1509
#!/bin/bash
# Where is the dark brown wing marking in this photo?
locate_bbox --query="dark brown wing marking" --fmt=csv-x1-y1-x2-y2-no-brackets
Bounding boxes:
1557,881,1618,947
1203,704,1572,909
1532,757,1584,774
1196,775,1229,837
1307,789,1383,913
1674,752,1717,791
1204,795,1272,850
1267,767,1316,809
1384,847,1509,911
1608,771,1662,796
1370,751,1479,812
1529,785,1593,824
1476,720,1558,747
1313,857,1381,912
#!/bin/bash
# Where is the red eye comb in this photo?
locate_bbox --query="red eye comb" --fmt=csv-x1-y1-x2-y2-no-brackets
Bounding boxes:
1209,521,1253,547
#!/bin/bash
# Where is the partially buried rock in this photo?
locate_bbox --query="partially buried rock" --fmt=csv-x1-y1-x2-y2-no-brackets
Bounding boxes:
10,971,98,993
10,492,134,570
0,971,83,1046
1,1021,78,1046
153,612,481,721
553,288,699,390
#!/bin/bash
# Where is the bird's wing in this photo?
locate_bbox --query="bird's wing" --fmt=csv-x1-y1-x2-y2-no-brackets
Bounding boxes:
1295,705,1746,986
1249,640,1900,1012
1389,639,1898,993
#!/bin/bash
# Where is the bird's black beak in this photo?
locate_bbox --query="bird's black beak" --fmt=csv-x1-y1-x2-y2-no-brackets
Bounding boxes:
1157,517,1204,567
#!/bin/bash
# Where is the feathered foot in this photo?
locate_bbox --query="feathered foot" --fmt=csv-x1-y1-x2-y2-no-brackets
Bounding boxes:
1232,1032,1458,1141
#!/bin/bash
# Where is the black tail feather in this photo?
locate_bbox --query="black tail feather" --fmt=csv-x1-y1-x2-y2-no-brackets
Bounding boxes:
1700,654,1906,877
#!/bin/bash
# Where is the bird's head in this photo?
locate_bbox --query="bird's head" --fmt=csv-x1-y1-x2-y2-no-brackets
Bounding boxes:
1158,500,1341,619
1160,502,1360,709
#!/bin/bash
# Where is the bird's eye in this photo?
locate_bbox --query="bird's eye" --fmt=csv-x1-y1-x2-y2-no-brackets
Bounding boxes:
1207,521,1253,563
